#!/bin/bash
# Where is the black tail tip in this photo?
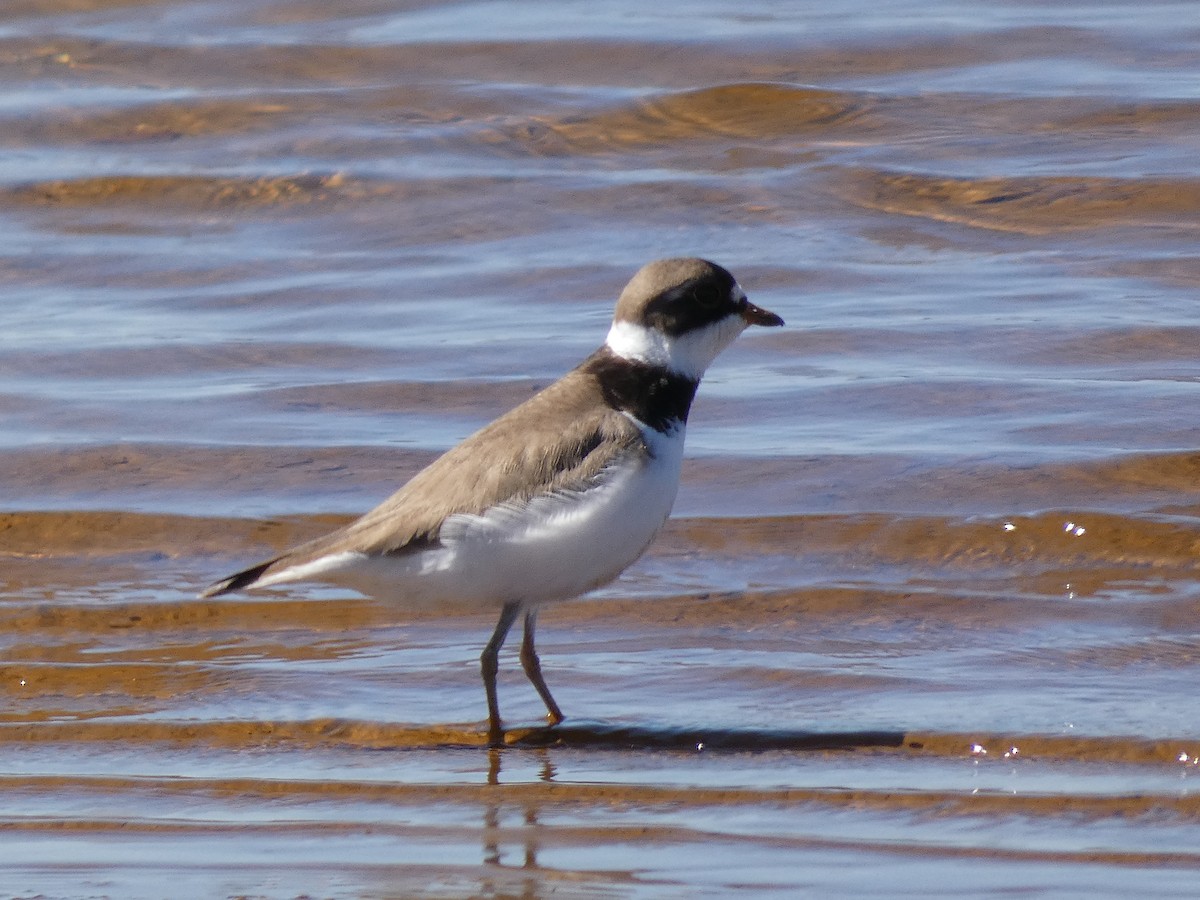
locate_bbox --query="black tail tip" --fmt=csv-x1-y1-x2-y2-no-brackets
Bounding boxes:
198,558,276,599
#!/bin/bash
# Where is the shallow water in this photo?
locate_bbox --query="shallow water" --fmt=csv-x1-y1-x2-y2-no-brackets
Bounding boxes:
3,0,1200,897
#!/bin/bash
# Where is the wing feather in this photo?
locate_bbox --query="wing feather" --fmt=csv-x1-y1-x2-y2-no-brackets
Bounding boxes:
200,360,646,596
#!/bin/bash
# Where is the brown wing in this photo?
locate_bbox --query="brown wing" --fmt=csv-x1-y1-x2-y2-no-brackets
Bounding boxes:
341,367,646,553
200,361,645,596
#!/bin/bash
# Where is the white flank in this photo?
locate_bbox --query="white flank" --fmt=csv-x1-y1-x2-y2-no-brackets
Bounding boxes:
292,422,687,612
605,313,748,380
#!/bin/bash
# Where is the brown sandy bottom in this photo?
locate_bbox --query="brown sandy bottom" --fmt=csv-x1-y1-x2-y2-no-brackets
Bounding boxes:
5,508,1200,897
3,0,1200,896
0,728,1198,899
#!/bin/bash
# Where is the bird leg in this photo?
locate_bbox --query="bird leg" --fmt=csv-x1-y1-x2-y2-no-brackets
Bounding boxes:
519,609,564,727
481,601,521,747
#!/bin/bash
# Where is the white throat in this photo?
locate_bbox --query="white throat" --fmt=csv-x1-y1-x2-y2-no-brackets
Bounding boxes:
605,317,748,380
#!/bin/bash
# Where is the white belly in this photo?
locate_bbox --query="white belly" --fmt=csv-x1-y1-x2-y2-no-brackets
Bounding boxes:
313,425,685,611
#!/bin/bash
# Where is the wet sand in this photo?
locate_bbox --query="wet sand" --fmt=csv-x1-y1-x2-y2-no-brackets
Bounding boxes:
4,0,1200,897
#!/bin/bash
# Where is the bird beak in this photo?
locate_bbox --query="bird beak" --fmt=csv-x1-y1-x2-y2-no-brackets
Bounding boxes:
739,298,784,327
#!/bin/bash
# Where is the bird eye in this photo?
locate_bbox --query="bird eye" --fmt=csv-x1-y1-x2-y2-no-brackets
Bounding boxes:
690,283,722,309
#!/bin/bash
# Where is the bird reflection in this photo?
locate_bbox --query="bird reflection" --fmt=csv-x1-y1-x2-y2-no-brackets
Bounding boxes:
482,745,557,876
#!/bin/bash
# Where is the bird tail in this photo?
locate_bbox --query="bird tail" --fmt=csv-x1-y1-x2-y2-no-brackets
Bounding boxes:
198,557,282,599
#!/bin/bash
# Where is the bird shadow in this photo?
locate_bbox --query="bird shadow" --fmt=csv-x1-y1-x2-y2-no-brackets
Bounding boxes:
504,720,908,752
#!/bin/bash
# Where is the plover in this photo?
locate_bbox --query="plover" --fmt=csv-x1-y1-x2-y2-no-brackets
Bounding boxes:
201,257,783,745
